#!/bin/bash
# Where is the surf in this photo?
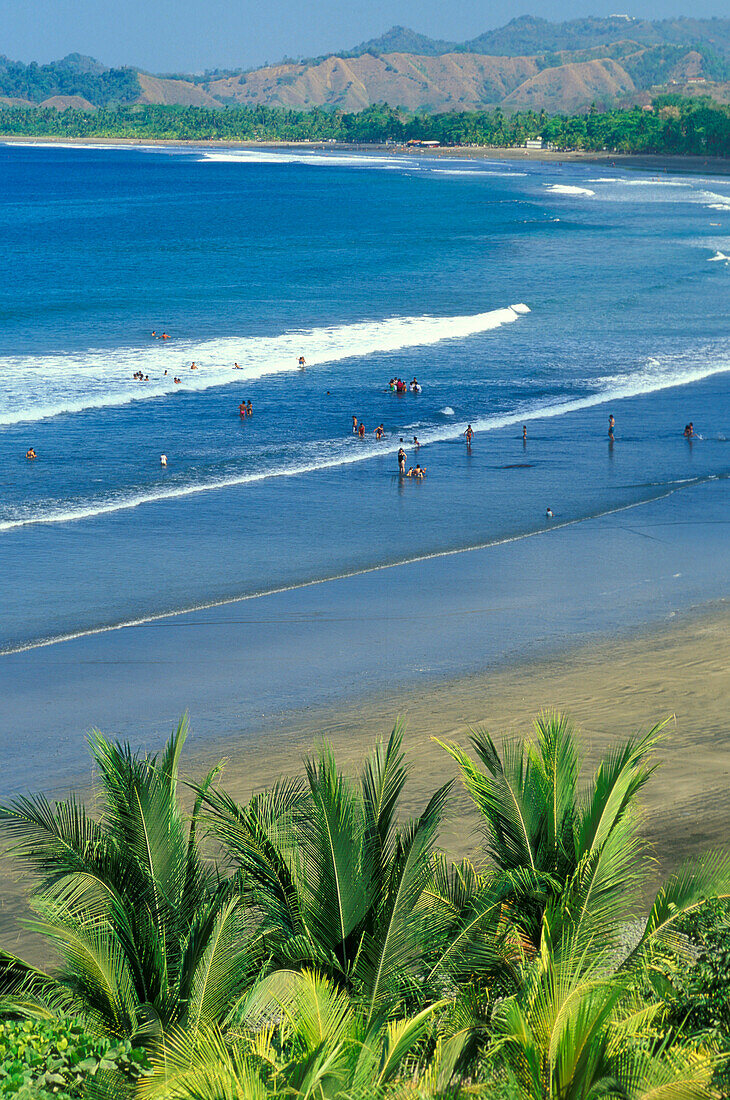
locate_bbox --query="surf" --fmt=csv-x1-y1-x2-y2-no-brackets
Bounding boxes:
1,344,727,536
0,306,529,426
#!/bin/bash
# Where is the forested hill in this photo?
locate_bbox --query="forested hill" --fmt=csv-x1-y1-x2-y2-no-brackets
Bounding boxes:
0,54,139,109
1,96,728,157
345,16,730,59
2,16,730,115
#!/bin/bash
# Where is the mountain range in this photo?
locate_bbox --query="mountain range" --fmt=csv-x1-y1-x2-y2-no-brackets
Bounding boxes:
2,16,730,116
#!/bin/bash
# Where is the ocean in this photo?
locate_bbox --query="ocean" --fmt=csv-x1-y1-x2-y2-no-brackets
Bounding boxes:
1,142,729,654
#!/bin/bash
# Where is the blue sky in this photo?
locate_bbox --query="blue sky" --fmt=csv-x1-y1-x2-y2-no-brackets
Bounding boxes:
3,0,729,72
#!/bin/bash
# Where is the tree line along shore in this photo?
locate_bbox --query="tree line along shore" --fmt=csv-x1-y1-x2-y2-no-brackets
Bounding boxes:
1,711,730,1098
1,94,729,155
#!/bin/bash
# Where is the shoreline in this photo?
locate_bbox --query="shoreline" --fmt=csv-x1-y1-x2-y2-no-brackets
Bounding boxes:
2,599,728,967
2,135,729,176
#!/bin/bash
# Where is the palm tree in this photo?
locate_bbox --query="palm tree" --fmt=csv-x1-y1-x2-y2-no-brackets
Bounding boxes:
138,968,443,1100
198,724,512,1023
0,717,256,1041
486,919,720,1100
436,711,668,948
437,711,730,1004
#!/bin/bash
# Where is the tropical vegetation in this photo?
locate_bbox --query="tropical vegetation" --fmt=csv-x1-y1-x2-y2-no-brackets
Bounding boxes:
0,711,729,1097
0,96,728,155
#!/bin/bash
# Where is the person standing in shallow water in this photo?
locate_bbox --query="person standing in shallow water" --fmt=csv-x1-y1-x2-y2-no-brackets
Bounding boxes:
398,447,407,474
608,414,615,441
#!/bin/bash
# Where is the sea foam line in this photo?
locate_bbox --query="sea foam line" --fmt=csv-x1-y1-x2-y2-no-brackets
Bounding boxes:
0,306,527,426
0,476,710,657
0,348,727,535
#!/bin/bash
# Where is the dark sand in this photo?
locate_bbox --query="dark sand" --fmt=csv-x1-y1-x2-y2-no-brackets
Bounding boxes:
1,136,728,176
2,603,729,967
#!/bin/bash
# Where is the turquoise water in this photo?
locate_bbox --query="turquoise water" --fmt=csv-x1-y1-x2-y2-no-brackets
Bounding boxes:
1,143,729,651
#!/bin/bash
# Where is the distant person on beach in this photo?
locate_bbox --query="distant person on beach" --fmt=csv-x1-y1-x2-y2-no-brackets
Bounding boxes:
398,447,407,474
464,424,474,446
25,447,36,460
298,356,306,367
352,416,358,433
160,454,167,466
608,414,615,441
358,422,365,438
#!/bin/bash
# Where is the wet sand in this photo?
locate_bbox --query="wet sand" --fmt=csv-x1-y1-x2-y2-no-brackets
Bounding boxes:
2,136,728,176
2,602,729,968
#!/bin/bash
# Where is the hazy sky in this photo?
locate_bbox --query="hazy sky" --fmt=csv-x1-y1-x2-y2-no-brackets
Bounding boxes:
3,0,728,72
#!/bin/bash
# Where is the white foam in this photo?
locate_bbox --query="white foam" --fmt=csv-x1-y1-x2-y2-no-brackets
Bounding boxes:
1,347,727,535
200,150,410,170
0,306,527,426
544,184,596,197
509,303,531,314
708,250,729,262
707,203,730,211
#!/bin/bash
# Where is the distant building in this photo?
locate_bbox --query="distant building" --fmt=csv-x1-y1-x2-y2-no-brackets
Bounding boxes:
406,139,440,147
525,138,544,149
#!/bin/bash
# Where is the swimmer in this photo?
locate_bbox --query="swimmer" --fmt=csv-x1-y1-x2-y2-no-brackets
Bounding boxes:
464,424,474,446
151,330,156,338
398,447,407,474
25,447,36,460
298,356,306,367
174,377,181,384
375,424,384,440
160,454,167,467
190,362,197,370
523,425,527,442
406,467,414,477
162,332,170,340
684,422,695,438
144,375,149,382
546,507,553,518
608,414,615,441
239,402,247,417
413,464,426,478
352,416,358,433
389,379,396,391
358,422,365,438
246,401,252,416
234,362,242,369
413,436,420,448
164,370,168,376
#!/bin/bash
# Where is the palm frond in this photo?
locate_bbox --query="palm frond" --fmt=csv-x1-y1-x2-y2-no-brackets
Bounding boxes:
436,733,538,872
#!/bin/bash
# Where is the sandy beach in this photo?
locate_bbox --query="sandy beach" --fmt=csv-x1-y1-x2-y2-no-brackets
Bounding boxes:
2,600,729,968
2,134,728,175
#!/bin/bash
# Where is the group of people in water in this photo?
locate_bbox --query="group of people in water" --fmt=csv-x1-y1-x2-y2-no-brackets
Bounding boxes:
389,377,421,394
239,400,254,417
